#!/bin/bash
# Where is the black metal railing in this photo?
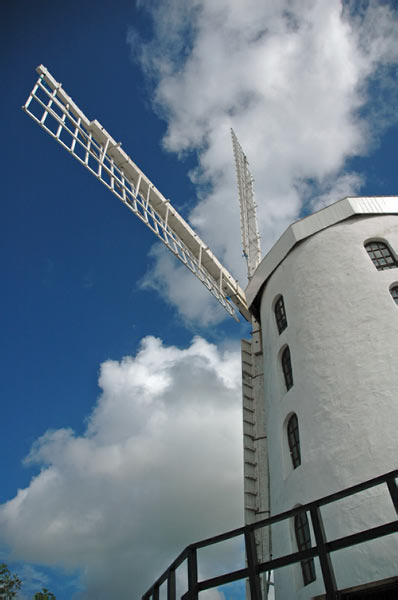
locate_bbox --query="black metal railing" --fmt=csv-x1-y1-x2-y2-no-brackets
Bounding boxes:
142,469,398,600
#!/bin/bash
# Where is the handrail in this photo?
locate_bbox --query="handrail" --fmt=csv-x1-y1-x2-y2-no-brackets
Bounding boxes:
142,469,398,600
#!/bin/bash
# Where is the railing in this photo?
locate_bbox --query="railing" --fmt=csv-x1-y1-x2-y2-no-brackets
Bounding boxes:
142,469,398,600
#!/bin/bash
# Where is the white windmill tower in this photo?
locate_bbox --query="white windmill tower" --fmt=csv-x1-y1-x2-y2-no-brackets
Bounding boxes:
23,67,398,600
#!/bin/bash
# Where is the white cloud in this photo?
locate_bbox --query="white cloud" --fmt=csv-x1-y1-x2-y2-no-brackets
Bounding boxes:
139,244,227,326
0,337,243,598
311,171,364,211
128,0,398,320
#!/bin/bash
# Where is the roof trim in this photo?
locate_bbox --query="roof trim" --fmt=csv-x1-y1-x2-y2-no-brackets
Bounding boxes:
245,196,398,308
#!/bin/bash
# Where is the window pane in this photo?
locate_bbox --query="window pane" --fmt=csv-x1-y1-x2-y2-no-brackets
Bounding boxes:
287,414,301,468
294,512,316,586
390,285,398,305
282,346,293,390
275,296,287,334
365,241,397,271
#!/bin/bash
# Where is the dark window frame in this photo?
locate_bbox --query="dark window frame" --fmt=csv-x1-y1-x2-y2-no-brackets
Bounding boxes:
287,414,301,469
274,295,288,334
390,284,398,305
365,241,398,271
294,510,316,586
281,346,293,391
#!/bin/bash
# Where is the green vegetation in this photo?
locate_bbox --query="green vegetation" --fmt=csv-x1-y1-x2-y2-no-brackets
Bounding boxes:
33,590,56,600
0,564,55,599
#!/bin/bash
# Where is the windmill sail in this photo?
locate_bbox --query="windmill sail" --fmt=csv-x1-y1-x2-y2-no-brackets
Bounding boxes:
231,128,262,279
23,66,250,321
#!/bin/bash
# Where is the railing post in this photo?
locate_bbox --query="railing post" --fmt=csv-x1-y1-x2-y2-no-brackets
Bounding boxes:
167,568,176,600
386,476,398,516
187,547,198,600
153,584,160,600
310,506,338,600
244,529,262,600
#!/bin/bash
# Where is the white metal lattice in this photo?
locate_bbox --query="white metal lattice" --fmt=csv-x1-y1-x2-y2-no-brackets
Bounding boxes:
23,66,250,321
231,129,262,280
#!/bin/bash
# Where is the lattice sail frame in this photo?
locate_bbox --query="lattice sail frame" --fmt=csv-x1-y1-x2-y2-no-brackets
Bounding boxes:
231,129,262,280
23,66,249,321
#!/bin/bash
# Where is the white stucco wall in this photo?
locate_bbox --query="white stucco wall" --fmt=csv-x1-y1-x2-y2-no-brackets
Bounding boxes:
258,214,398,599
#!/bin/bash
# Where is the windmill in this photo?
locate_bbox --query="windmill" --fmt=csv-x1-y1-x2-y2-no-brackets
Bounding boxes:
23,67,398,600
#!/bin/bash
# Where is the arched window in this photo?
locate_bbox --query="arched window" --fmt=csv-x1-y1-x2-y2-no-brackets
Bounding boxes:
294,510,316,585
274,295,287,334
281,346,293,390
287,414,301,468
390,284,398,305
365,241,397,271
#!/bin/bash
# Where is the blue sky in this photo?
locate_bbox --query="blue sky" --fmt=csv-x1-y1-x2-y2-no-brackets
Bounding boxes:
1,1,398,598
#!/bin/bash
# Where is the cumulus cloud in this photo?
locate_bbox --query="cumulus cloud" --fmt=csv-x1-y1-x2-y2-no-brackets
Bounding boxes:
128,0,398,319
0,337,243,598
139,244,227,325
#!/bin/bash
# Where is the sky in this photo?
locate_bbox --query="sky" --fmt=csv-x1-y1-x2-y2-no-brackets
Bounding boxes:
1,0,398,598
